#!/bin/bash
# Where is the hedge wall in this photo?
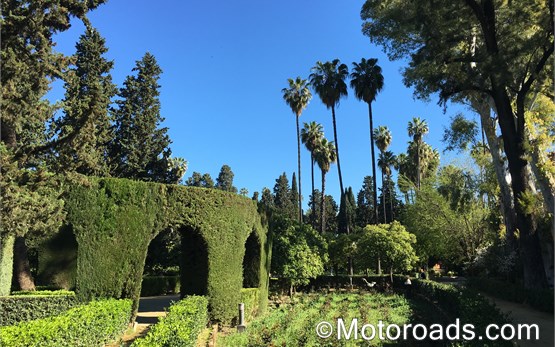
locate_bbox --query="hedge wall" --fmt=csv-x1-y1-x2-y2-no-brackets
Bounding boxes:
0,292,77,326
64,177,269,323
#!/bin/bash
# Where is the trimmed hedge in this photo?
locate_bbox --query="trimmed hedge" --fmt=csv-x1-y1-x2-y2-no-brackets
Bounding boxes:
131,295,208,347
412,279,513,346
0,298,131,346
0,234,14,296
0,292,77,326
140,276,180,296
466,277,554,313
64,177,269,323
240,288,260,323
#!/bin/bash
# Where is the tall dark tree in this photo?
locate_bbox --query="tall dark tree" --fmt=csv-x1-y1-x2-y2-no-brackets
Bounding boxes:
1,1,106,292
185,172,214,188
274,172,294,219
109,53,186,183
53,26,116,176
361,0,553,288
309,190,339,234
309,60,348,196
374,126,392,222
301,121,324,225
338,187,356,234
290,172,300,218
260,187,274,209
215,164,238,193
282,77,312,222
356,176,376,228
314,138,337,233
350,58,384,224
377,150,397,221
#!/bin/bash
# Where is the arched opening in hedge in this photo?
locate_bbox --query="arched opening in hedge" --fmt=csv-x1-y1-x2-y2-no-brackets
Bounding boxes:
37,226,78,290
180,226,208,296
242,230,261,288
144,227,180,277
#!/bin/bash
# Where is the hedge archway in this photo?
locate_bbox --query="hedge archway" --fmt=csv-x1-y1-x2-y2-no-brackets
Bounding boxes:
64,176,269,323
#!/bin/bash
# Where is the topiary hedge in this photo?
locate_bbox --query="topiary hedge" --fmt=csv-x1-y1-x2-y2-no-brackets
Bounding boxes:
64,177,269,323
0,298,131,346
0,292,77,326
131,295,208,347
240,288,260,323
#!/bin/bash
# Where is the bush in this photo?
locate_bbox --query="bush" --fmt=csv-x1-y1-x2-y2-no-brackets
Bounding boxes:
466,277,554,313
140,276,180,297
131,295,208,347
0,292,77,326
240,288,260,323
412,279,512,346
0,298,131,346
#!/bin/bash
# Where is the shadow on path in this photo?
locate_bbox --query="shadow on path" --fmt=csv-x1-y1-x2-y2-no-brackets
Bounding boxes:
135,294,180,324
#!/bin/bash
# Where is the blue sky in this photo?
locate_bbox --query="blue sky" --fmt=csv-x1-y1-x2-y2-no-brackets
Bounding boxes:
51,0,473,207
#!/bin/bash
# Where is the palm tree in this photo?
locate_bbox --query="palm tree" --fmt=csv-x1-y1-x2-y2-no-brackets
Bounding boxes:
314,138,337,233
301,121,324,225
282,77,312,223
377,150,396,222
374,126,392,222
407,117,429,189
309,60,348,196
350,58,384,224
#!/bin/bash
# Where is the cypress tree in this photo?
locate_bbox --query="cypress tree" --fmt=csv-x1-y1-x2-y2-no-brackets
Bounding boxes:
54,26,116,176
290,172,300,219
109,52,185,182
215,165,237,193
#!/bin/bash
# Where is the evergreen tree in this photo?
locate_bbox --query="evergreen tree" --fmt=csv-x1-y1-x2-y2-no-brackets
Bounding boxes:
290,172,300,217
273,172,295,219
215,164,237,193
356,176,376,228
308,190,338,233
185,172,214,188
338,187,356,233
260,187,274,209
53,26,116,176
109,52,185,183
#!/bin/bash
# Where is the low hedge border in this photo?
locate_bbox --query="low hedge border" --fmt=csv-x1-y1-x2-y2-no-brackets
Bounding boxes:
466,277,554,313
240,288,260,323
412,279,513,346
131,295,208,347
0,292,77,326
140,276,180,297
0,298,131,346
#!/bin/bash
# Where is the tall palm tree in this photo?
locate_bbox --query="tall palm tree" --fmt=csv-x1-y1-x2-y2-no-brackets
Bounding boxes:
374,126,392,223
309,60,348,196
350,58,384,224
314,138,337,233
377,150,396,222
301,121,324,225
407,117,429,189
282,77,312,223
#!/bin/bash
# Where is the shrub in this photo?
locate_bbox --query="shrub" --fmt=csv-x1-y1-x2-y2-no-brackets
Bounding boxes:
140,276,180,297
0,298,131,346
0,292,77,326
466,277,554,313
131,295,208,347
240,288,260,323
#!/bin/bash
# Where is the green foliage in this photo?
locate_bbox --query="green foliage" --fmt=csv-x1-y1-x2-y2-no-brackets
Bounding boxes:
108,53,186,183
240,288,260,323
185,172,214,188
273,172,295,219
64,176,268,323
442,113,478,153
412,280,512,346
0,292,77,326
37,226,77,290
357,222,418,275
221,292,411,347
215,164,238,193
308,190,338,233
140,276,180,297
271,219,328,288
466,277,554,313
0,234,14,296
52,25,116,176
131,296,208,347
0,298,131,346
355,175,376,227
338,187,356,233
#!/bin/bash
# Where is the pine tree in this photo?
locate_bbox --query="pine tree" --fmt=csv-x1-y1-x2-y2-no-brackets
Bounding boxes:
185,172,214,188
356,176,376,228
273,172,294,219
260,187,274,209
109,52,185,182
338,187,356,233
215,165,237,193
53,26,116,176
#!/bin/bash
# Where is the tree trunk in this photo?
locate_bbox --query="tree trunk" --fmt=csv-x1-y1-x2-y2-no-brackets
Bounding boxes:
381,170,387,223
0,234,15,296
377,255,382,275
311,154,316,227
416,141,421,189
473,96,517,245
493,84,547,290
321,172,326,234
331,106,344,195
368,103,379,224
296,114,303,223
389,267,393,283
14,236,36,291
529,146,555,223
389,174,394,221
